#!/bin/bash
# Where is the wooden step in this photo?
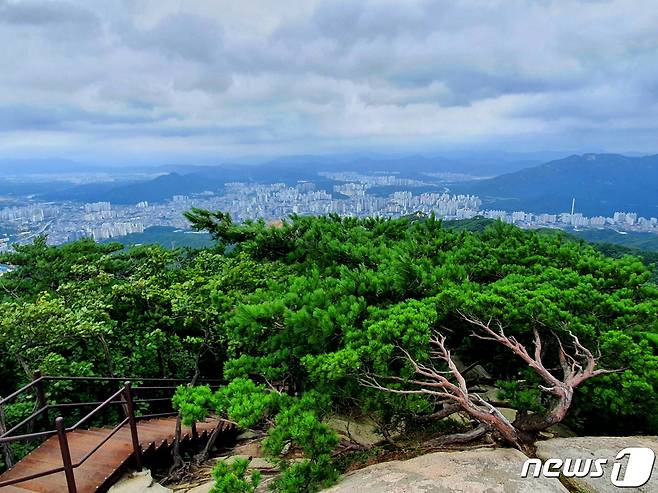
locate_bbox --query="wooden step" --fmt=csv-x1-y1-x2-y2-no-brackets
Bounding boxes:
0,418,228,493
0,486,34,492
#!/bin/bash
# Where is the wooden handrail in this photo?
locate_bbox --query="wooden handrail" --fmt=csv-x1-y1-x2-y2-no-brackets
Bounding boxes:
0,374,223,407
0,375,212,492
0,376,45,407
0,374,223,440
56,417,77,493
72,388,126,431
0,399,12,469
1,385,140,491
123,382,143,471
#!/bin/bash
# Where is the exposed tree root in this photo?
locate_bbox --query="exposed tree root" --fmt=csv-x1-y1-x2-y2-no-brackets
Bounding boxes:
194,423,222,465
428,422,491,447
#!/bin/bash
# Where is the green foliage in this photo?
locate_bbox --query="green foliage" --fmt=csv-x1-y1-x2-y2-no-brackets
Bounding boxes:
189,213,657,434
497,377,544,414
576,331,658,433
271,456,339,493
215,379,283,429
264,393,340,492
2,212,658,478
175,382,339,493
0,236,123,301
174,378,284,429
262,392,335,456
172,385,216,426
210,458,261,493
0,293,110,374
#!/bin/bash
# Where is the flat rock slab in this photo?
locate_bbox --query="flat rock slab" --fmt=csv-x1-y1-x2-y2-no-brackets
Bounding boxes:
536,436,658,493
183,482,214,493
109,470,173,493
323,448,568,493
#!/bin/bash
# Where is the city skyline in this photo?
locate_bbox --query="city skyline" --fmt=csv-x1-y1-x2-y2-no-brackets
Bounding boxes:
1,177,655,250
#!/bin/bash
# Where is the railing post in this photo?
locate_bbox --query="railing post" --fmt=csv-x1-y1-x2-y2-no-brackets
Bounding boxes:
56,417,77,493
123,382,143,470
0,398,14,469
33,370,49,428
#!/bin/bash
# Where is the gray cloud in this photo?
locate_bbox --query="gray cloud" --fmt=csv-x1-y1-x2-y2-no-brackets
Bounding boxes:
127,13,224,64
0,0,97,26
1,0,658,161
0,103,177,131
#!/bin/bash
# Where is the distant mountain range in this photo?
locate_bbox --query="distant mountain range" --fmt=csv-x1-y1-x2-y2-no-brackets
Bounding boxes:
38,155,536,204
452,153,658,217
5,153,657,219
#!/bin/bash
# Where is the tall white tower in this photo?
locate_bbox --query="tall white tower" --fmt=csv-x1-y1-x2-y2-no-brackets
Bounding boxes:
571,198,575,215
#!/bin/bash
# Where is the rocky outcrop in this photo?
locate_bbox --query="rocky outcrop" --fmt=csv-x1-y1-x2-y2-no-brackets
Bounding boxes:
536,436,658,493
323,448,568,492
153,435,658,493
109,470,172,493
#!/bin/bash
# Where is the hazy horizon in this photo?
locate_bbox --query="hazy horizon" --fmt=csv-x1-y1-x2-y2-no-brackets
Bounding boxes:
2,0,658,167
1,149,654,172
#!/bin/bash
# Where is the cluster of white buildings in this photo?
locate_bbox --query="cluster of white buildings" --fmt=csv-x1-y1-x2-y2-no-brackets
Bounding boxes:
0,201,149,245
217,182,481,221
0,178,656,248
485,209,658,233
84,201,111,213
0,205,59,222
84,222,145,241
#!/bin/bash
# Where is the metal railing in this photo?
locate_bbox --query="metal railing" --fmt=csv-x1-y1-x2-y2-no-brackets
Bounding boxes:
0,373,222,492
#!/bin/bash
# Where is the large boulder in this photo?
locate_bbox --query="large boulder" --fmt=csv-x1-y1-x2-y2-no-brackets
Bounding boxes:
536,436,658,493
323,448,568,492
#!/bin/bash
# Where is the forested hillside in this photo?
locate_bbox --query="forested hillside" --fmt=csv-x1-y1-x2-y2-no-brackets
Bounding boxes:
453,153,658,217
1,214,657,490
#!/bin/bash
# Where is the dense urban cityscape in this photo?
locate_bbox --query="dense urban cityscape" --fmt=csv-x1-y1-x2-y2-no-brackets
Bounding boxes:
0,172,656,253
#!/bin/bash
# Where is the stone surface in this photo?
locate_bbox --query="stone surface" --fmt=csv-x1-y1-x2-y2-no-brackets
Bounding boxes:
109,470,173,493
214,453,251,464
497,407,518,423
544,423,578,439
184,481,214,493
450,412,472,427
232,440,264,457
236,430,259,441
323,448,568,492
327,416,387,446
473,385,501,403
536,436,658,493
463,364,492,381
248,457,278,470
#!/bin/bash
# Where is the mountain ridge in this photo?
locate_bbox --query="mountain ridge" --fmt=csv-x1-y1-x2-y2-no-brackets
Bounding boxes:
452,153,658,217
39,155,530,204
32,153,658,218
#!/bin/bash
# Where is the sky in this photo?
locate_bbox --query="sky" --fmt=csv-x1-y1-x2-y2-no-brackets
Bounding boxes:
1,0,658,165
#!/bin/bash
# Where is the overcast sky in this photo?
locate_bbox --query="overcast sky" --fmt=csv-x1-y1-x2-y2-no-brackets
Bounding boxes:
1,0,658,164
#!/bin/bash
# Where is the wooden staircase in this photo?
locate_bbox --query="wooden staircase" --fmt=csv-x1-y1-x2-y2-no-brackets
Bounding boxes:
0,417,232,492
0,376,232,493
0,417,233,492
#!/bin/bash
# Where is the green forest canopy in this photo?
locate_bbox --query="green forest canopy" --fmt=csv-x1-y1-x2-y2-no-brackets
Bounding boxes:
1,214,657,465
